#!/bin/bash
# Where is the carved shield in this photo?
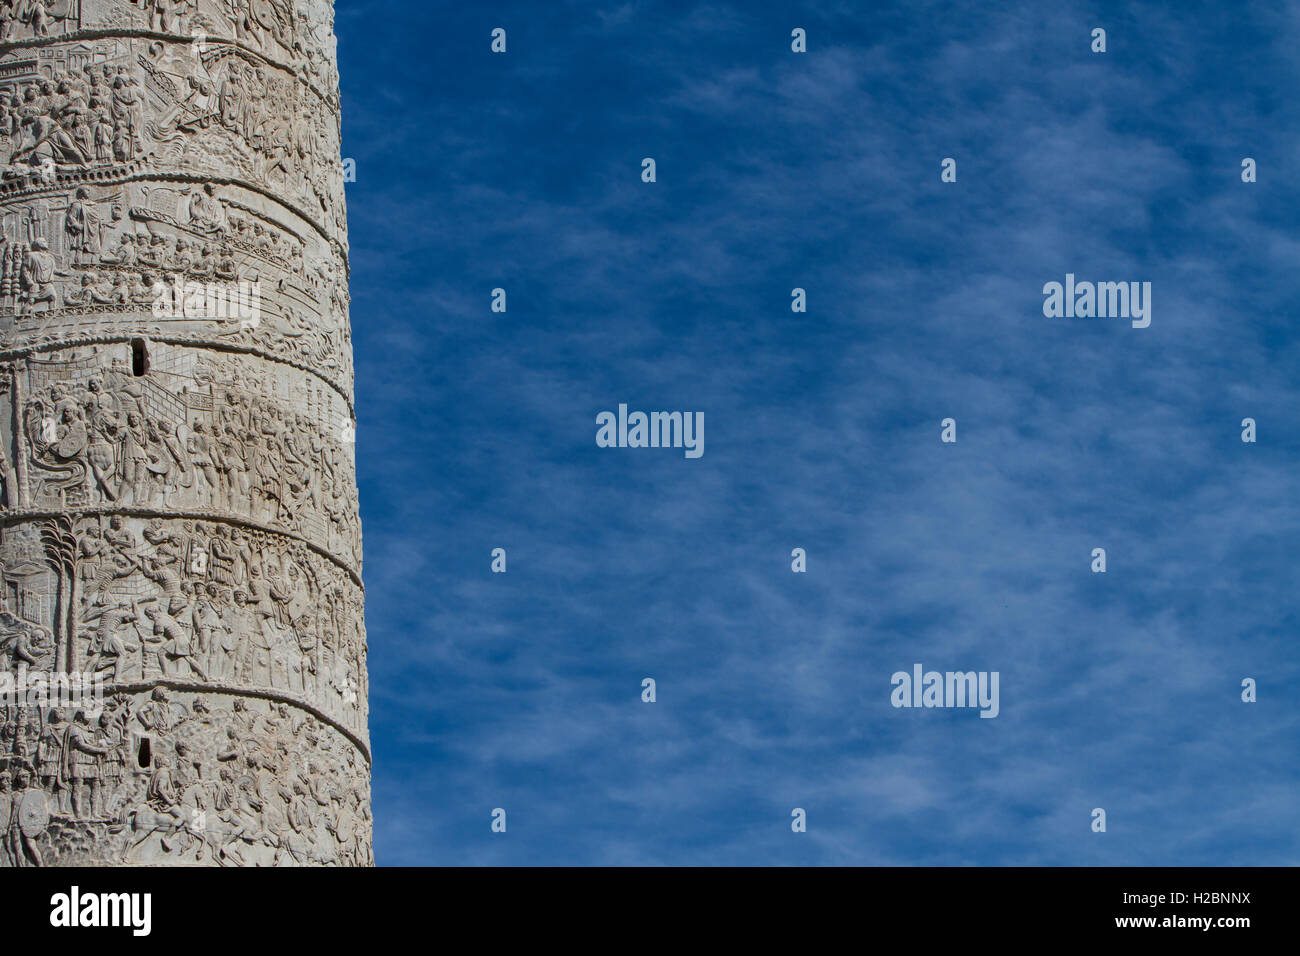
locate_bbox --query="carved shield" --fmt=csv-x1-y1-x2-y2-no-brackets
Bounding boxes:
17,789,49,837
287,584,310,621
336,806,355,845
250,0,280,31
55,418,88,459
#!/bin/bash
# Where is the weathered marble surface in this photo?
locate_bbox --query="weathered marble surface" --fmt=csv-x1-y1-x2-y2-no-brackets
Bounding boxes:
0,0,368,866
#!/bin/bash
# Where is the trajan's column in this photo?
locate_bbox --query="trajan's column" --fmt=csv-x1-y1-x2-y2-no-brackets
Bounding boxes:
0,0,368,866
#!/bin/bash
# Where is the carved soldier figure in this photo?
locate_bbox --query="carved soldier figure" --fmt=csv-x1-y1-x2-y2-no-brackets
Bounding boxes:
109,75,142,158
19,237,56,315
119,411,150,504
136,686,176,737
84,611,140,683
144,603,209,682
93,110,113,163
62,710,107,819
0,612,29,666
209,524,237,586
65,271,116,306
187,183,226,237
295,609,317,697
191,585,222,668
225,421,251,503
279,780,317,864
164,238,193,275
143,416,185,505
140,752,190,854
212,763,253,865
103,515,137,566
64,186,100,265
76,524,104,595
137,235,167,270
213,596,239,683
96,710,126,814
37,708,65,814
9,622,49,670
8,771,45,866
100,231,137,267
190,242,216,279
0,773,11,867
85,401,121,502
23,1,50,39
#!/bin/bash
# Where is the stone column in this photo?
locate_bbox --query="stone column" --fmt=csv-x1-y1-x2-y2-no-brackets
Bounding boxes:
0,0,368,866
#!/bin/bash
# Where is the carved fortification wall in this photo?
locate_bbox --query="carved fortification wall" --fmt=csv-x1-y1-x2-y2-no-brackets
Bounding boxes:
0,0,369,865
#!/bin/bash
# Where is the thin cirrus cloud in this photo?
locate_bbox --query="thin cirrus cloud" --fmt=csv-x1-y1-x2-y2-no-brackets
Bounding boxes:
336,1,1300,864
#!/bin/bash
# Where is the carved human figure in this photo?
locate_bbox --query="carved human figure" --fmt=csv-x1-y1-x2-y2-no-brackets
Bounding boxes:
119,411,149,504
95,711,127,816
109,75,143,157
19,237,56,315
191,585,222,668
0,773,12,867
136,686,176,737
144,603,209,682
187,183,227,237
64,186,100,265
8,772,44,866
62,710,107,820
84,610,140,683
37,709,66,814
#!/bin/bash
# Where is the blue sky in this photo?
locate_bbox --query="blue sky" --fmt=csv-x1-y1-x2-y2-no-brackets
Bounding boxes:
336,0,1300,865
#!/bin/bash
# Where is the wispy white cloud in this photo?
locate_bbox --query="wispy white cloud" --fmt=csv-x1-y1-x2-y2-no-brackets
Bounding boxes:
341,0,1300,864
